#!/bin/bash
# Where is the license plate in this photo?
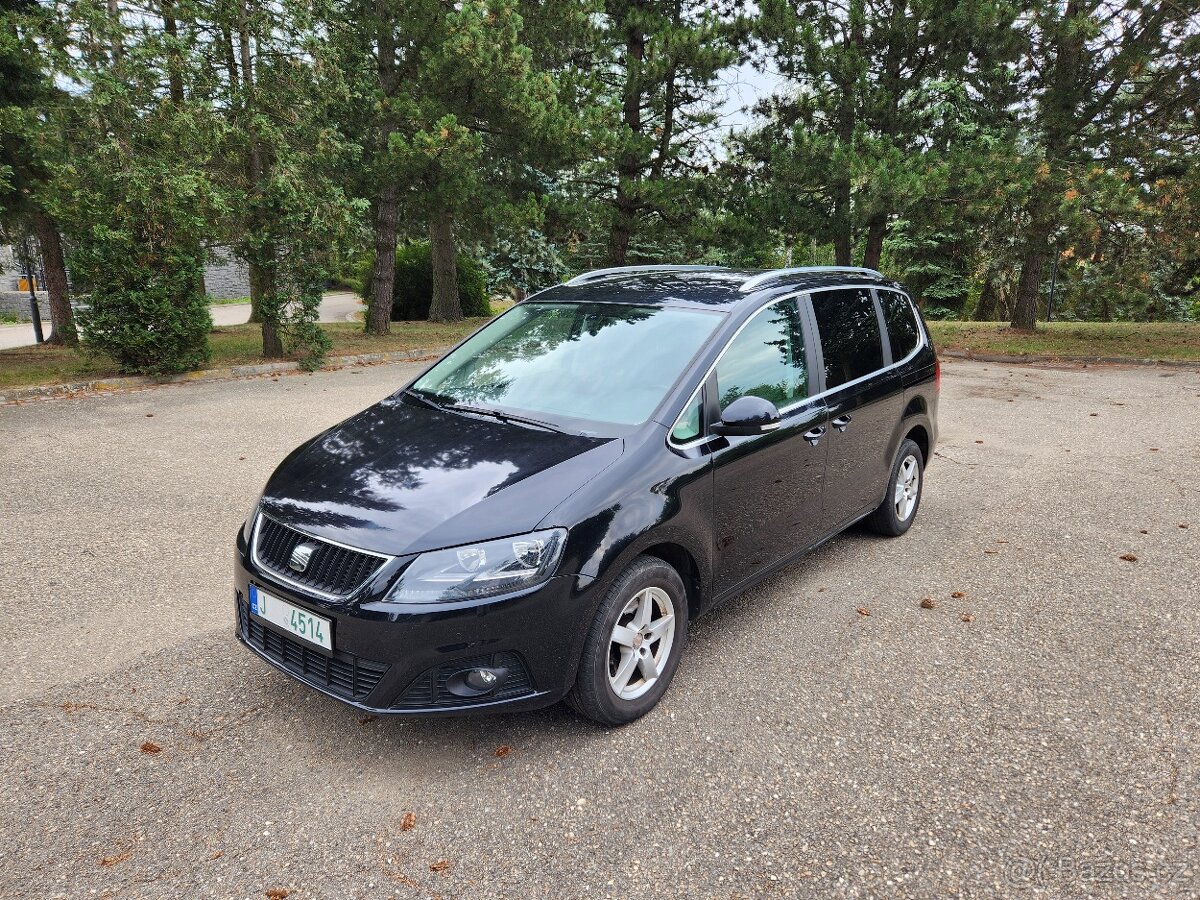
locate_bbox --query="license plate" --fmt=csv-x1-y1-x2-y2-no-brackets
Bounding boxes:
248,584,332,652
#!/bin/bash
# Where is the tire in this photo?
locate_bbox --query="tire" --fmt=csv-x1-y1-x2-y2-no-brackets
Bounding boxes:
866,438,925,536
566,556,689,726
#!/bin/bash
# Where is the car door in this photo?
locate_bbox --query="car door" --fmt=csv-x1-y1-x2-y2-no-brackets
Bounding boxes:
805,287,905,530
705,296,829,597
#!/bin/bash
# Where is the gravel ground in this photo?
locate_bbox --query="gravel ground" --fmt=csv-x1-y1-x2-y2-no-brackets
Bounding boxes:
1,359,1197,899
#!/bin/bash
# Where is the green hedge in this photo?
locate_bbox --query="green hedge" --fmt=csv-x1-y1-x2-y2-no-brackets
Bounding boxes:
360,242,490,320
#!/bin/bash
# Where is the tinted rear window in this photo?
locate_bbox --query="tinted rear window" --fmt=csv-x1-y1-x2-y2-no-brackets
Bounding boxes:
809,289,884,389
880,290,921,361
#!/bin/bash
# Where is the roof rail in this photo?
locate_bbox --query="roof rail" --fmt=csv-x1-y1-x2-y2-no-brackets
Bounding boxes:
565,264,729,287
739,266,883,293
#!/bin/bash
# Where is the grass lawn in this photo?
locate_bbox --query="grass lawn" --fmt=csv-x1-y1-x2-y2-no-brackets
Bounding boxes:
928,320,1200,361
0,319,488,392
5,313,1197,394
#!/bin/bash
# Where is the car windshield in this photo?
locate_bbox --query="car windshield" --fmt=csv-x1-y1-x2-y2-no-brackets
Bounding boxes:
410,302,721,431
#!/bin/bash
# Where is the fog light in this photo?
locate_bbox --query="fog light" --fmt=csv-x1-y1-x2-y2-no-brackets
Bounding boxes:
446,666,509,698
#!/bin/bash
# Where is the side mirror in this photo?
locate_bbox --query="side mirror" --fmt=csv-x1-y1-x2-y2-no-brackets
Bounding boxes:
710,395,782,437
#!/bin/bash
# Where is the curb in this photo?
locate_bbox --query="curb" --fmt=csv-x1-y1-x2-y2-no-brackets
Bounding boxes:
939,349,1200,370
0,347,447,405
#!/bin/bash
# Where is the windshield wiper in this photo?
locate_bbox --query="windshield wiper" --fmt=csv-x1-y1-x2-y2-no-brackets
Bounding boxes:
404,388,450,410
447,404,569,435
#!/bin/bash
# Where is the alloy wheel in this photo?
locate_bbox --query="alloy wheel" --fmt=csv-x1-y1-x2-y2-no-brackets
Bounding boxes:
894,454,920,521
607,586,676,701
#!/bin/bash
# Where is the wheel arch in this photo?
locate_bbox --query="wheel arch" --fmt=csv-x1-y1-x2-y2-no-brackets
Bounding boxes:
640,541,703,621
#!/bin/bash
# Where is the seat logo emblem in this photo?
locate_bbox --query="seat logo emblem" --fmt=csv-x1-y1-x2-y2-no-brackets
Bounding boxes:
288,543,318,573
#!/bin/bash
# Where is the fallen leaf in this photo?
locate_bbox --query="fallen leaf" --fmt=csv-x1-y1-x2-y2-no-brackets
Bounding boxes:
817,587,826,593
983,549,998,555
144,413,154,418
139,741,162,755
430,859,452,873
265,889,289,900
208,850,223,861
495,745,513,758
400,812,416,832
920,597,936,609
1149,448,1160,452
100,851,132,868
1180,523,1190,529
1089,412,1098,417
1120,553,1138,562
974,439,983,444
1139,529,1149,535
961,613,975,623
358,715,378,725
856,607,870,617
951,591,966,599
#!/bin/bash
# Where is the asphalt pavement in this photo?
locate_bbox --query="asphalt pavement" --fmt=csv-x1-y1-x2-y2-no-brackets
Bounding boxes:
1,358,1197,898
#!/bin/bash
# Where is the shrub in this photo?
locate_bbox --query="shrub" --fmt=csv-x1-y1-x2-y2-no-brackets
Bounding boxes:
362,242,490,320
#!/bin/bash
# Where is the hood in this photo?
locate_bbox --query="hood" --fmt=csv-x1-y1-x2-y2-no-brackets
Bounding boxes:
260,393,620,555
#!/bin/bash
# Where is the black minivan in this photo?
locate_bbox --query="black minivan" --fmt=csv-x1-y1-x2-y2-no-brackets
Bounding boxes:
234,266,939,725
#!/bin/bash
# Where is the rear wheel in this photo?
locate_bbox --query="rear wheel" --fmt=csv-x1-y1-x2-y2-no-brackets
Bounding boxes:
866,438,924,536
567,556,688,726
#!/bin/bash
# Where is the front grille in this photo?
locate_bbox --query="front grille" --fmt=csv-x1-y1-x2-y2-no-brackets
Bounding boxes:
238,601,389,701
392,651,535,710
253,514,387,598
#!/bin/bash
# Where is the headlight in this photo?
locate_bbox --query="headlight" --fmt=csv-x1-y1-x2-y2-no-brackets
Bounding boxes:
386,528,567,603
241,499,261,543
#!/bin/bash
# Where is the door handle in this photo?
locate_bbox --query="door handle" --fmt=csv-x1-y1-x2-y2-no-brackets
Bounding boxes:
832,414,853,432
803,426,826,446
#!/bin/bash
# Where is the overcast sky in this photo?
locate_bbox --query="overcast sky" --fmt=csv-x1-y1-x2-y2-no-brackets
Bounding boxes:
715,60,785,132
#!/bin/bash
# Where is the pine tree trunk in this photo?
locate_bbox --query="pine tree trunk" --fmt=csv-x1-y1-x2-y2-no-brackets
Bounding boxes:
608,200,633,266
31,209,77,346
366,187,398,334
428,210,462,323
973,274,998,321
251,257,284,357
367,0,398,335
608,16,645,266
1011,246,1046,331
862,216,887,269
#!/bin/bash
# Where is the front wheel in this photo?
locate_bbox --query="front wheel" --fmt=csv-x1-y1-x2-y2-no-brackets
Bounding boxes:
866,438,925,536
566,556,688,726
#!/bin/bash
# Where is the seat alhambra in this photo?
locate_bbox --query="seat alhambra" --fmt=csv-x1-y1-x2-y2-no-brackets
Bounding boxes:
234,265,939,725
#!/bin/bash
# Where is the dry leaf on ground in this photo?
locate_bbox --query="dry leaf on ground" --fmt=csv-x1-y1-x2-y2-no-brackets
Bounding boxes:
139,741,162,754
920,597,936,609
400,812,417,832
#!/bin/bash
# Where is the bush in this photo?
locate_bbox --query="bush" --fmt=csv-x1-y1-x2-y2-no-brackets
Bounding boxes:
362,242,490,320
69,214,213,376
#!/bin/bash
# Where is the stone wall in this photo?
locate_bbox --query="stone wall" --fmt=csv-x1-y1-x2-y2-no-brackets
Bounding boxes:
0,291,49,321
204,248,251,300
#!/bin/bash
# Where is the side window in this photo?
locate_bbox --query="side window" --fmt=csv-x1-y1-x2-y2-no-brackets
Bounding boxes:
809,289,884,389
670,390,703,443
715,300,807,411
880,290,921,361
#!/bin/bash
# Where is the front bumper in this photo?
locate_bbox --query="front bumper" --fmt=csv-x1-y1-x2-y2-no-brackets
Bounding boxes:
233,535,598,716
